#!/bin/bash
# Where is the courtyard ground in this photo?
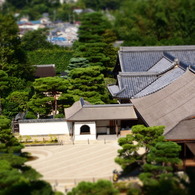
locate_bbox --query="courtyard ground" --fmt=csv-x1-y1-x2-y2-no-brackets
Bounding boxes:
23,140,121,193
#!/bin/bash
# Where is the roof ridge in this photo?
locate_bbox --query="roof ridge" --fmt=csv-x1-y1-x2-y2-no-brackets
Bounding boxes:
120,45,195,52
119,72,159,76
133,67,185,98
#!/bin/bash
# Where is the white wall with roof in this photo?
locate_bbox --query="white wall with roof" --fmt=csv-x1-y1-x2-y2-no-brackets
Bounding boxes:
74,121,96,140
19,121,71,136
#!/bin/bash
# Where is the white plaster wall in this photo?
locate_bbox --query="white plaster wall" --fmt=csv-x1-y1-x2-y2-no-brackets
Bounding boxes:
19,121,71,135
74,121,96,140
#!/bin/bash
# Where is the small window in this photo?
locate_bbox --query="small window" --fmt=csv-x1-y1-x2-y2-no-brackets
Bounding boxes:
80,125,90,134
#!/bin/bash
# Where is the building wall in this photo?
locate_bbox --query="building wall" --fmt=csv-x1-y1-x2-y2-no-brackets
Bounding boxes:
19,121,71,136
74,121,96,140
96,120,110,134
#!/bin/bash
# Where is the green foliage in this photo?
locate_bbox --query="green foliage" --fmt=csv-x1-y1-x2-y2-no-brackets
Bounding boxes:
21,29,54,51
0,153,26,168
3,91,29,118
115,125,165,170
137,141,186,195
57,93,74,113
0,14,34,80
0,115,11,130
67,180,119,195
139,174,187,195
66,57,90,76
0,129,24,153
28,77,72,117
0,115,24,153
0,70,9,96
28,94,53,118
114,0,195,45
68,66,110,104
81,0,122,10
0,117,55,195
27,49,73,73
78,12,111,43
140,142,181,181
75,12,117,75
5,0,60,20
132,125,165,152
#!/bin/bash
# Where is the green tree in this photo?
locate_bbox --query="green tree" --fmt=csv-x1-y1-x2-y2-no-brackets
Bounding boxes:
67,57,90,71
74,42,110,67
21,29,54,51
139,142,186,195
78,12,110,43
0,112,57,195
140,142,181,181
0,70,9,114
68,66,109,104
3,91,29,118
64,57,90,77
115,125,165,170
81,0,122,10
0,115,23,153
28,77,71,117
114,0,195,46
75,12,117,75
0,14,34,80
68,180,119,195
26,48,73,73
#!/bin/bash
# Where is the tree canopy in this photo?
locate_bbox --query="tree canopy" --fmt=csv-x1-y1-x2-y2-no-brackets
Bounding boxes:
0,14,34,80
113,0,195,46
115,125,165,170
67,180,119,195
68,66,110,104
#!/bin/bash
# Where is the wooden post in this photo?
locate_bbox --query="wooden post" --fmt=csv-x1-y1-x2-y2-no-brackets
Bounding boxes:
184,143,186,169
115,120,119,137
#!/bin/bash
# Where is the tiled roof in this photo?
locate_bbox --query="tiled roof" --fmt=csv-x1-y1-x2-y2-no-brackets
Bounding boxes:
134,67,185,98
168,51,195,66
114,73,157,98
65,98,137,121
107,85,120,96
119,46,195,73
119,51,162,72
147,56,173,73
109,46,195,99
131,69,195,134
165,116,195,140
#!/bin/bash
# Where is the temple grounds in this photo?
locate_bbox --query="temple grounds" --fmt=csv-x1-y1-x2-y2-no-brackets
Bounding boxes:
23,141,121,192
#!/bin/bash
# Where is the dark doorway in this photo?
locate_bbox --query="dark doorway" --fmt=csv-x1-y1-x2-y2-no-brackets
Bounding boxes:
80,125,90,134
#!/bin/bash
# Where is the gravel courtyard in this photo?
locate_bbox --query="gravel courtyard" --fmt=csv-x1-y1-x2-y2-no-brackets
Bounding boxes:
23,141,121,192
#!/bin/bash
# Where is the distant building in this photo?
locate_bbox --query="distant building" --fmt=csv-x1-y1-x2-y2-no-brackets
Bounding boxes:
33,64,56,78
0,0,5,6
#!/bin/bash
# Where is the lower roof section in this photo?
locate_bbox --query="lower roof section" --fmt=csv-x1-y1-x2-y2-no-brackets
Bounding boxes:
165,116,195,140
131,69,195,134
65,98,137,121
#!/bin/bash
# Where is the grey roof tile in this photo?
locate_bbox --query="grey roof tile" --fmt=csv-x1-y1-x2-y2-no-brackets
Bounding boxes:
109,46,195,99
120,51,162,72
134,67,185,98
148,57,173,73
119,46,195,73
115,74,157,98
168,51,195,66
107,85,120,96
